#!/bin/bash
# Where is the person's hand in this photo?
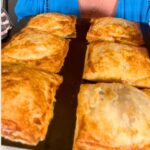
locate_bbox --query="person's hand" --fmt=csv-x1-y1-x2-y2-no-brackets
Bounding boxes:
1,8,13,39
79,0,117,18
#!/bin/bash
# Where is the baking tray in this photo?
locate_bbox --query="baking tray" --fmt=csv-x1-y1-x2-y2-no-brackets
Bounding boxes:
2,18,150,150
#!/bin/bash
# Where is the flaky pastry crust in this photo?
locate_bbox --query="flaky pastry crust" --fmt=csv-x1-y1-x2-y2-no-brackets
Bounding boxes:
83,42,150,88
87,17,144,46
26,13,76,38
73,83,150,150
2,63,63,145
2,28,70,73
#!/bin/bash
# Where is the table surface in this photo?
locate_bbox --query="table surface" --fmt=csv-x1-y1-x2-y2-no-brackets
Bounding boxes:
2,18,150,150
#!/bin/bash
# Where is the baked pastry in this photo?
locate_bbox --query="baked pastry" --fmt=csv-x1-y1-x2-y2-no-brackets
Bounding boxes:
2,63,63,145
143,89,150,97
2,28,70,73
86,17,144,46
122,45,150,88
73,83,150,150
83,42,150,88
26,13,76,38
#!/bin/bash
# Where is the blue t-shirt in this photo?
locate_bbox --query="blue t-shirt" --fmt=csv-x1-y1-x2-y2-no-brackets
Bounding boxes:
116,0,150,23
15,0,150,23
15,0,80,21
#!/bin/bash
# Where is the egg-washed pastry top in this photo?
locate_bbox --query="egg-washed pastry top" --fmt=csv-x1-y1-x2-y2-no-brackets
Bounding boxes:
86,17,144,46
2,28,69,73
26,13,77,38
73,83,150,150
83,42,150,88
2,63,63,145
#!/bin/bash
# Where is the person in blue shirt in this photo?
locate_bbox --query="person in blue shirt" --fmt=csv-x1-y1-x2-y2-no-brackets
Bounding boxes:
15,0,150,24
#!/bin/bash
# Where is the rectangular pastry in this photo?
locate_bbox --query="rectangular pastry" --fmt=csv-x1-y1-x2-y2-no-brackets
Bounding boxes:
73,83,150,150
83,42,150,88
26,13,77,38
2,28,70,73
86,17,144,46
2,63,63,145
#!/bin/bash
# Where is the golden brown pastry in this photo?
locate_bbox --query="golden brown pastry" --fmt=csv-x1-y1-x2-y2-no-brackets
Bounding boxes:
26,13,76,38
73,83,150,150
83,42,150,88
122,46,150,88
143,89,150,97
2,63,63,145
86,17,144,46
2,28,69,73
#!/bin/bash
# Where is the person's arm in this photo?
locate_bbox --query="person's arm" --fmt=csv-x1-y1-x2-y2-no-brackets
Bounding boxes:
79,0,150,23
78,0,118,18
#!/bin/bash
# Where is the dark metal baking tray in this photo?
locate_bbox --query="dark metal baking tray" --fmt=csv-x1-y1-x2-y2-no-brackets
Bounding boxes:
2,18,150,150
